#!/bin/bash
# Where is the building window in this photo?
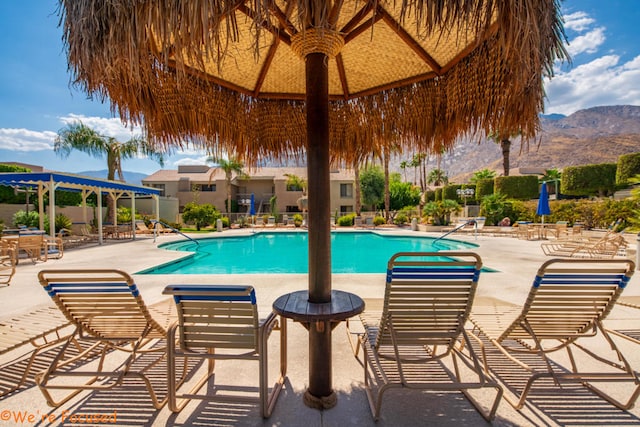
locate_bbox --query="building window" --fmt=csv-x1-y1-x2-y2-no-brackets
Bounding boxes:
286,205,302,213
192,184,216,192
149,184,165,196
287,184,303,191
340,183,353,198
340,206,354,213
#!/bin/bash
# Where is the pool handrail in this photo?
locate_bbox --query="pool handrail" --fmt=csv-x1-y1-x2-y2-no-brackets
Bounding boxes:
434,219,476,242
152,220,200,245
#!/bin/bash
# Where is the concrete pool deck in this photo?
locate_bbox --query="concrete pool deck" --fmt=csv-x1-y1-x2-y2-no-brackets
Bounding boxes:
2,228,640,426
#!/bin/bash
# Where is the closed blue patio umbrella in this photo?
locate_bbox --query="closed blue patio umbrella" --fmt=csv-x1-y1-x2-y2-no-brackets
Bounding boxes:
249,193,256,217
536,182,551,224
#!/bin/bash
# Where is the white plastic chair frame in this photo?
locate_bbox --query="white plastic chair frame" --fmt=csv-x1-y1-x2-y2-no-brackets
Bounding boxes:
163,284,286,417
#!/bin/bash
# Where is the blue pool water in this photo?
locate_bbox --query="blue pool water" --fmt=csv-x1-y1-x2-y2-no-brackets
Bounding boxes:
140,231,478,274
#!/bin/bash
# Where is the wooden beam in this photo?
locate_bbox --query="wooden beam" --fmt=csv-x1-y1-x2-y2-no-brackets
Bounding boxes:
343,15,382,44
377,6,443,75
335,53,349,100
339,2,375,34
237,3,293,45
254,1,298,97
267,0,298,36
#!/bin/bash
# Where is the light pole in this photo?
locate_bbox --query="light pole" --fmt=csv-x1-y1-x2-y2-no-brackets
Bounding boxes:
456,188,475,207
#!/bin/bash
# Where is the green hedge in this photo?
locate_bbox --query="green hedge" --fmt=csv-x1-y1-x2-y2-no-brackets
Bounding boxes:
561,163,617,196
475,178,494,201
616,152,640,185
0,163,31,204
494,176,539,200
424,190,436,203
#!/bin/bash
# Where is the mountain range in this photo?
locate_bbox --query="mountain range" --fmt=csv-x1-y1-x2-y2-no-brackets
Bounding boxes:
76,170,149,186
433,105,640,182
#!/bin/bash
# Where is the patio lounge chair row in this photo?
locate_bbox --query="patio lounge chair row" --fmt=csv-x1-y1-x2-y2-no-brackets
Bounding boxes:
541,230,628,258
346,253,639,419
35,269,286,417
21,253,640,421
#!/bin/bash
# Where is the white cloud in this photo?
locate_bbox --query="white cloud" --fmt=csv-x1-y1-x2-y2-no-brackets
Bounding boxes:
563,12,595,32
58,114,143,142
544,8,640,115
545,54,640,115
566,27,605,56
173,156,210,167
0,128,57,151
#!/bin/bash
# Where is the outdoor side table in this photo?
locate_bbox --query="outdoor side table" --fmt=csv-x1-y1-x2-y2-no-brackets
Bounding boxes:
272,290,364,410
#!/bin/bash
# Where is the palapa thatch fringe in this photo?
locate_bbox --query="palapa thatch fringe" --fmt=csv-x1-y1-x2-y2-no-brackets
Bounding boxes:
58,0,568,166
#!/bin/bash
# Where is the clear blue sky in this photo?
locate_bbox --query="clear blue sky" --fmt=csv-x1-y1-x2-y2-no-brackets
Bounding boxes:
0,1,638,176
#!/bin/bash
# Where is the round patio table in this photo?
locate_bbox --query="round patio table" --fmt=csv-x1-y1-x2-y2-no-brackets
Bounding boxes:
272,289,364,410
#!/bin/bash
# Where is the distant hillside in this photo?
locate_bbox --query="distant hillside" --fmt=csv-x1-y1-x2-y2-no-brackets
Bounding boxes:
76,170,149,186
430,105,640,182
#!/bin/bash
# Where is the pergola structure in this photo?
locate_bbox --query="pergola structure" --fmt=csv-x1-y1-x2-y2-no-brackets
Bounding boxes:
0,172,161,244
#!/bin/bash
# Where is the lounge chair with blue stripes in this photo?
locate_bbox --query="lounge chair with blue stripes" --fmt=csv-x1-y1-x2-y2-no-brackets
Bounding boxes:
35,269,182,408
348,252,502,421
469,258,639,410
163,284,287,417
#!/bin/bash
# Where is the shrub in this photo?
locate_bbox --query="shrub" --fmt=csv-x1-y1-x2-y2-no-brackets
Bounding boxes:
373,215,386,226
12,210,39,228
117,206,133,223
423,200,461,225
479,193,507,225
182,202,220,231
293,213,304,227
337,214,356,226
393,213,408,225
221,217,230,228
55,213,73,233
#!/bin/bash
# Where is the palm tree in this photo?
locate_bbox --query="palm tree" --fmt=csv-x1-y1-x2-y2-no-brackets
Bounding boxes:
410,154,420,186
399,160,409,182
55,121,165,223
541,168,562,198
55,122,165,182
206,156,245,215
488,130,521,177
427,168,449,187
377,138,402,222
469,168,497,185
349,144,372,216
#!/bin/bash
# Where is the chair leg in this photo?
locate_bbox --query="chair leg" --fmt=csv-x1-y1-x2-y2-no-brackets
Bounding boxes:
167,324,215,413
35,329,104,407
260,314,287,418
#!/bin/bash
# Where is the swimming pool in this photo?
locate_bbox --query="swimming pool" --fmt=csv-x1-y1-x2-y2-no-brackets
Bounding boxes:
140,231,478,274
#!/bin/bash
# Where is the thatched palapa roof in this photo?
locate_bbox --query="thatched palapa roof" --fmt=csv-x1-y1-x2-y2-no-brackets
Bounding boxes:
58,0,568,164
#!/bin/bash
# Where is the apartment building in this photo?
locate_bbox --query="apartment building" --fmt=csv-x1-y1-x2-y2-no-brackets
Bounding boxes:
142,165,357,216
